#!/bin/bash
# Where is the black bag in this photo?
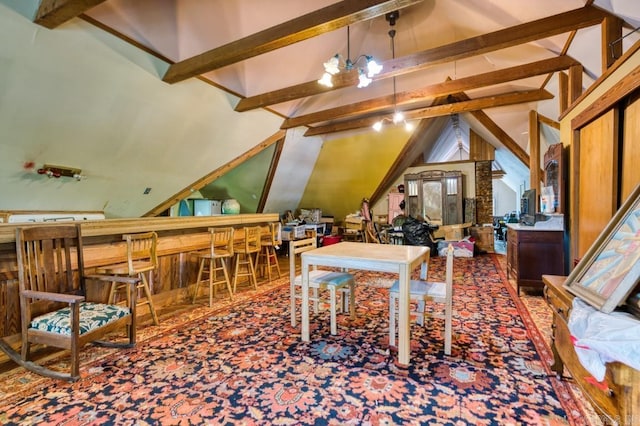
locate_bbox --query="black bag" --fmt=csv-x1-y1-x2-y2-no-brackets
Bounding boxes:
401,216,432,246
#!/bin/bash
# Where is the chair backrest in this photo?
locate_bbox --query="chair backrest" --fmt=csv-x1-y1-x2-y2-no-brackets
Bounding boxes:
123,231,158,275
16,225,85,319
238,226,261,253
270,222,282,245
288,236,317,284
209,227,234,257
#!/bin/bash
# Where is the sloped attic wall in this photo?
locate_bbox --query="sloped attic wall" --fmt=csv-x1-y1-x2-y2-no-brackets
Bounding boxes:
0,3,282,218
299,127,410,222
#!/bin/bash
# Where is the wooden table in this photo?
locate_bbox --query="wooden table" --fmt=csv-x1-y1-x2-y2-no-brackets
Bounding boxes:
300,242,429,365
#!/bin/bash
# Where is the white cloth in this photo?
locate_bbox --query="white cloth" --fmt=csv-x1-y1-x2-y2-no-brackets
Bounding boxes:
567,298,640,381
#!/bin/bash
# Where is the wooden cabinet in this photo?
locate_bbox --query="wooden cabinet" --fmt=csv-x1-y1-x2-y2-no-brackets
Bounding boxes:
506,226,564,294
387,192,404,224
543,275,640,425
404,170,463,225
469,226,494,253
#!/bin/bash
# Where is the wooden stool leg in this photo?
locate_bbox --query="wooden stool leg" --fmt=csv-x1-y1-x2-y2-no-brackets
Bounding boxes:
221,257,234,301
208,258,214,308
248,253,258,290
192,258,206,304
271,246,281,279
233,254,241,293
140,272,159,325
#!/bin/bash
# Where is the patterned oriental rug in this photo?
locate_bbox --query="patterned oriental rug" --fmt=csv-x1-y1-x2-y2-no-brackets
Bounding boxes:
0,254,590,425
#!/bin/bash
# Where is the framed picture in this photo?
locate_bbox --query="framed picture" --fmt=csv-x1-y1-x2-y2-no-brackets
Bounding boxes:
564,183,640,313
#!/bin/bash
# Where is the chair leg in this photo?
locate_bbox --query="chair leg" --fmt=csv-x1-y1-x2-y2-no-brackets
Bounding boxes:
220,258,234,301
247,253,258,290
416,300,425,326
208,258,215,308
140,273,159,325
192,258,206,304
290,281,297,328
349,283,355,319
389,294,396,347
444,304,452,356
329,286,337,335
268,246,281,280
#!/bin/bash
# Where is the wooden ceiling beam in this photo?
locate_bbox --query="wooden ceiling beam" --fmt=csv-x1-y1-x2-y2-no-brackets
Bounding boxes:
34,0,107,29
304,89,552,136
162,0,423,84
236,5,608,111
281,55,578,129
456,99,530,167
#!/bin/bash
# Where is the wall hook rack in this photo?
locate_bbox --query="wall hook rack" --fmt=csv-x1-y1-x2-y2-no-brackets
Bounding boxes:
37,164,84,180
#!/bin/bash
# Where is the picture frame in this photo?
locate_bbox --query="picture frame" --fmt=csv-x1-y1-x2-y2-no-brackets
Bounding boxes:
564,183,640,313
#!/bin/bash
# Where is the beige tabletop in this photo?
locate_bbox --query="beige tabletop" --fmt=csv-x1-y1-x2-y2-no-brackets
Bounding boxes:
300,242,430,365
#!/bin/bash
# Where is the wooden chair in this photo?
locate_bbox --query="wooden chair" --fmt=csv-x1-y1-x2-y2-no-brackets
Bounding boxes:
96,232,160,325
232,226,261,292
389,243,454,355
289,237,355,335
256,222,282,282
0,225,139,381
191,227,235,306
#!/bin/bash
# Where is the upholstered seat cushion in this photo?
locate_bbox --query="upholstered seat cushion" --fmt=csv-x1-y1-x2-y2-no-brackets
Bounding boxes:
389,279,446,299
29,302,130,336
294,270,354,288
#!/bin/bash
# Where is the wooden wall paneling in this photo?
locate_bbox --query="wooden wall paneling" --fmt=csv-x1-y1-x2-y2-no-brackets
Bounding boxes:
621,92,640,200
577,109,619,257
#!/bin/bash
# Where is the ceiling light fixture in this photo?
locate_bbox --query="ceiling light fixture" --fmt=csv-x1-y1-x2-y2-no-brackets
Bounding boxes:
318,26,382,89
372,11,414,133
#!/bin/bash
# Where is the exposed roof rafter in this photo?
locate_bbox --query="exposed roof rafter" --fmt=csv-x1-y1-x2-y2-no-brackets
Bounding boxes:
162,0,423,84
235,5,609,112
34,0,107,29
281,56,578,129
304,89,553,136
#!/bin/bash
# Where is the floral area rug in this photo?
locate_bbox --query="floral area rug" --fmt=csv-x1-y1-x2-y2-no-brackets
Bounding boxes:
0,254,589,425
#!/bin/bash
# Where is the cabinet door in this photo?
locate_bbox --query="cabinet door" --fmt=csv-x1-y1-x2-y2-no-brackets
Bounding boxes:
388,193,405,224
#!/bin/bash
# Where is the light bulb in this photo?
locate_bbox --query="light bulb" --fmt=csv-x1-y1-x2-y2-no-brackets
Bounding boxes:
323,55,341,75
317,72,333,87
404,121,415,131
393,111,404,124
357,70,372,88
372,120,383,132
366,57,383,77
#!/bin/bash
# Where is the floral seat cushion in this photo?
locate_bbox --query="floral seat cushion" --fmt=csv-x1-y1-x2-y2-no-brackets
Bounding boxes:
29,302,130,336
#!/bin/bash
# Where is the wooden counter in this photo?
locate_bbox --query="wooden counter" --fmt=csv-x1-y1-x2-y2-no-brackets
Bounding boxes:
0,214,279,339
543,275,640,425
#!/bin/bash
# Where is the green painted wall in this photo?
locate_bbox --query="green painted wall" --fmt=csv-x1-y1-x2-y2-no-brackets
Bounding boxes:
299,127,409,223
201,144,276,213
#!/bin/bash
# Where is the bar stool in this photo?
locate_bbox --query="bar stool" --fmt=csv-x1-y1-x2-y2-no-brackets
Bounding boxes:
96,231,160,325
257,222,282,283
191,227,235,306
233,226,261,292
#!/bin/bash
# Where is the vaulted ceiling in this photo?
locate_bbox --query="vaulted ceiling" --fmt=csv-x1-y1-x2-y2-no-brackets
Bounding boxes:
7,0,640,218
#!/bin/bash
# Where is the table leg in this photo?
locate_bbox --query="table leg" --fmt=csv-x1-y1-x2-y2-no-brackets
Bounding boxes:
301,258,310,342
397,264,410,365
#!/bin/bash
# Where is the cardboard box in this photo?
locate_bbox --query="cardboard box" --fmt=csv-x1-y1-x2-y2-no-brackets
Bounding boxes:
433,222,472,241
282,225,305,240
